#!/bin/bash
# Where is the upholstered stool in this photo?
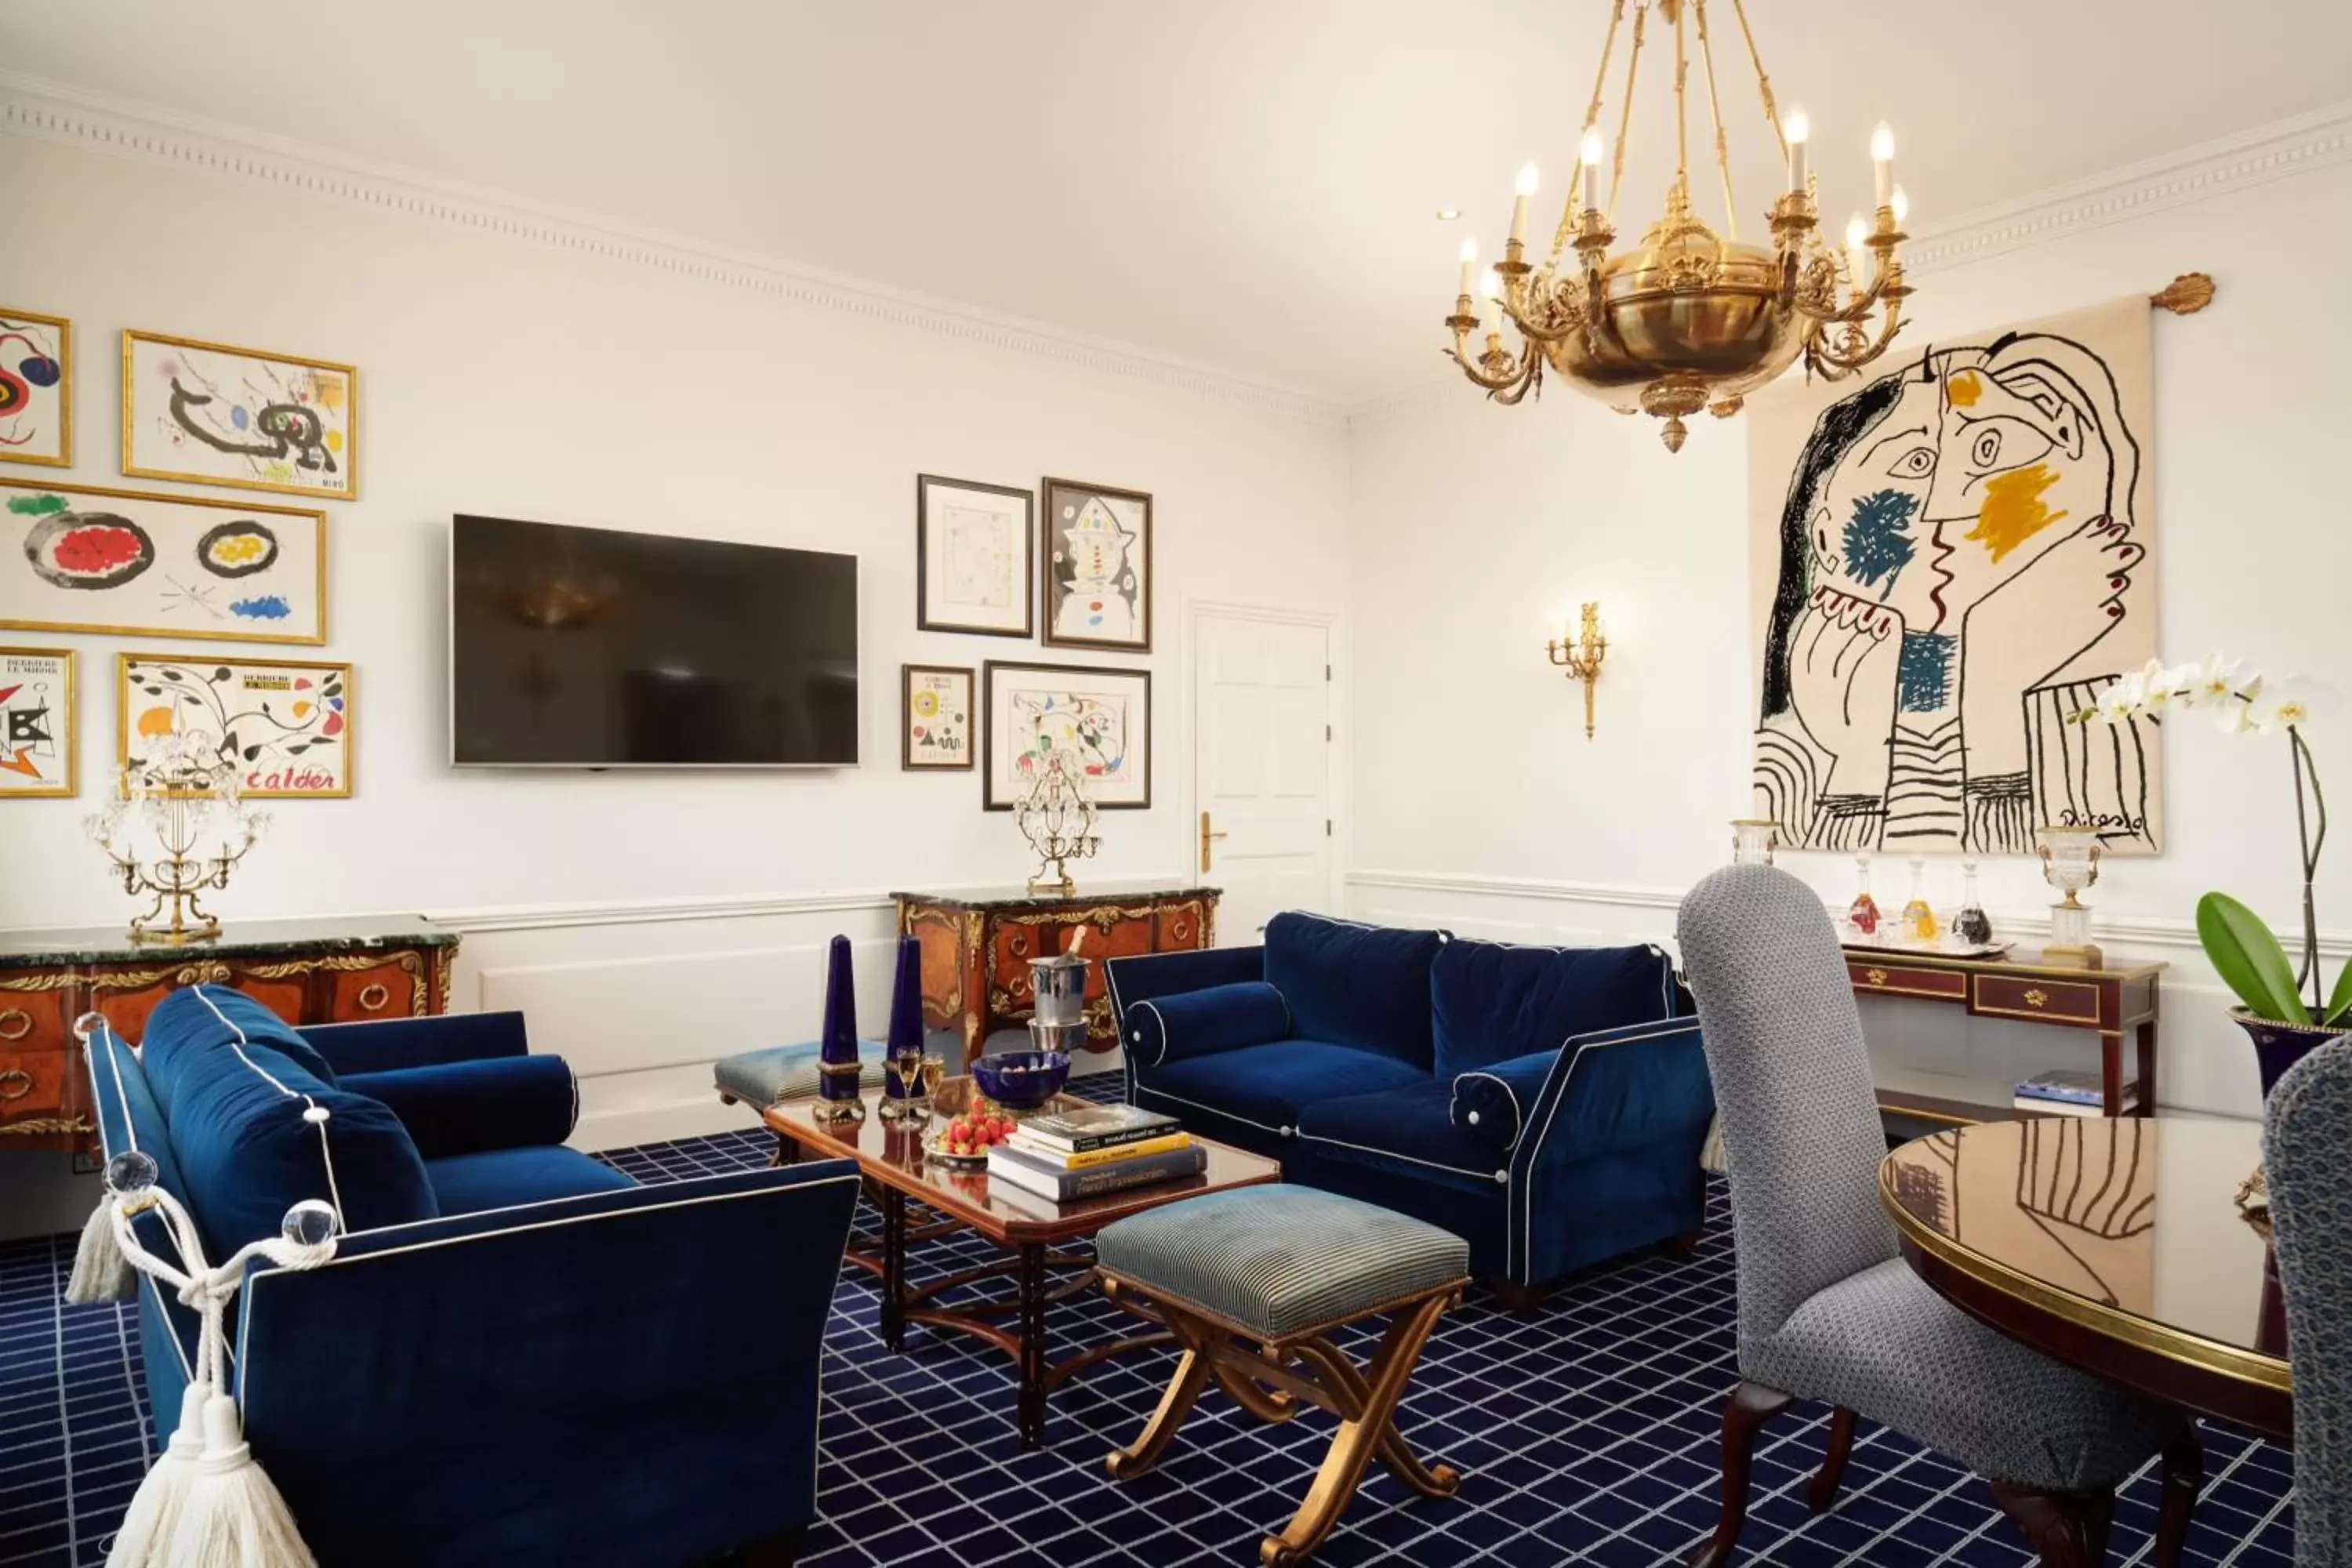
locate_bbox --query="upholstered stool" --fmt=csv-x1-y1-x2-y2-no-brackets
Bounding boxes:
716,1040,888,1162
1095,1186,1469,1566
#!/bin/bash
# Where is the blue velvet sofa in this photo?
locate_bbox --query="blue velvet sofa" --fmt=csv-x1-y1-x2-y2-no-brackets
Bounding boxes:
1105,913,1711,1294
83,984,858,1568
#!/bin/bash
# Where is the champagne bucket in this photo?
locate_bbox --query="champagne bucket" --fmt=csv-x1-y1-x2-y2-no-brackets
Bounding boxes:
1028,1016,1090,1057
1028,951,1089,1026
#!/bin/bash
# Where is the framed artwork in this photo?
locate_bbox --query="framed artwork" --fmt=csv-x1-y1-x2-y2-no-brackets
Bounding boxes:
982,659,1150,811
0,647,74,797
916,474,1033,636
0,308,71,468
0,479,325,644
1041,477,1152,652
119,652,353,799
122,330,358,501
1748,295,2159,855
902,663,975,770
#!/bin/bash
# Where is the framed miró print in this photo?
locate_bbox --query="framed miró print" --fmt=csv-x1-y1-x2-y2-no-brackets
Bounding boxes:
0,479,326,644
916,474,1033,637
902,663,975,770
982,659,1150,811
1041,477,1151,652
0,647,74,797
119,653,353,799
0,308,71,469
123,330,358,501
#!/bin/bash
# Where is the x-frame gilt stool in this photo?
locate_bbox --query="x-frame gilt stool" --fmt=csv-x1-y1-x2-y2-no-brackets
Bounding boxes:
1092,1187,1471,1566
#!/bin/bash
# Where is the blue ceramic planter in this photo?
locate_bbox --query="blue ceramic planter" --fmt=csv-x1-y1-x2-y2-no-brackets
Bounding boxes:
2235,1007,2352,1098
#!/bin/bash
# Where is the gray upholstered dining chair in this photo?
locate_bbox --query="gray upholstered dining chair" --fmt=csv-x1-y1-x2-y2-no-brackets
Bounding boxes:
2263,1035,2351,1566
1675,865,2198,1568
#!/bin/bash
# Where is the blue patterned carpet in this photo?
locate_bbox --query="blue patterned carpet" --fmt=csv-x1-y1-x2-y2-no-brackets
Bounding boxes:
0,1071,2296,1566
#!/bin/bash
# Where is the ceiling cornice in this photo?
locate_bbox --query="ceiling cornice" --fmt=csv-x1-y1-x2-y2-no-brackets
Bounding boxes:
0,68,1352,429
1348,96,2352,426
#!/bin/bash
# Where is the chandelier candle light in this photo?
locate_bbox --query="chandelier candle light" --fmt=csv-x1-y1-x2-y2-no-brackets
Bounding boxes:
1015,749,1101,895
1547,602,1609,739
1446,0,1913,452
85,731,268,946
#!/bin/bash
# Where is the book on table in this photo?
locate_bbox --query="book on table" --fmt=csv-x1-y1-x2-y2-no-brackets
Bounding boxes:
985,1140,1207,1203
1004,1129,1190,1171
2013,1069,2140,1116
1014,1102,1180,1155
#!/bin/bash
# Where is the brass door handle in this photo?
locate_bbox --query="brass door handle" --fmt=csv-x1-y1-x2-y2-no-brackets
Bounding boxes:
0,1008,31,1041
357,983,390,1013
1200,811,1229,873
0,1069,31,1102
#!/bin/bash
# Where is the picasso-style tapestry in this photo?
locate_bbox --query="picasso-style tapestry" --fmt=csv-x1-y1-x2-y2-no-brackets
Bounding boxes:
982,660,1151,810
123,332,358,501
0,481,326,644
119,654,353,799
1748,296,2159,855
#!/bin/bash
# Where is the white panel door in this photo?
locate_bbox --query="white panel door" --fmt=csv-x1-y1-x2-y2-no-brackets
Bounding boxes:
1193,613,1332,945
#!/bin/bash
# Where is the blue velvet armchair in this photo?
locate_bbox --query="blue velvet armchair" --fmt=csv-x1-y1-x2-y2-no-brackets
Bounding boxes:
85,985,858,1568
1107,913,1713,1296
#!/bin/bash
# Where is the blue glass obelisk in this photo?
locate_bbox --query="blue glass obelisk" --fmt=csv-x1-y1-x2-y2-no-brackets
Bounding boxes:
880,934,925,1117
813,934,865,1123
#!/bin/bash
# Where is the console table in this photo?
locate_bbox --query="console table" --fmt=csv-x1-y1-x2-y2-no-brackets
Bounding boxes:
0,916,459,1157
894,883,1219,1058
1846,945,2164,1125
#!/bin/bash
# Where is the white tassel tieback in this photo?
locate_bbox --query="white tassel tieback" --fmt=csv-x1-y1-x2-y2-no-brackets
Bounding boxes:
67,1197,136,1305
96,1156,337,1568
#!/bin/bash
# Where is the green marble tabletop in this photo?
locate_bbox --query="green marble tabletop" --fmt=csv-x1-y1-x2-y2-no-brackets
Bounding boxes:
0,915,457,968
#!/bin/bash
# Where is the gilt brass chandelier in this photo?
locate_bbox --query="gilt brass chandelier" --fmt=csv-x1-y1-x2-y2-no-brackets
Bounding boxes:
1446,0,1915,452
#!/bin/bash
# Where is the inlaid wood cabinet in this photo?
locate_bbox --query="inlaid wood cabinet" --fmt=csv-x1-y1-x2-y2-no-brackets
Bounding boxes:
0,917,459,1156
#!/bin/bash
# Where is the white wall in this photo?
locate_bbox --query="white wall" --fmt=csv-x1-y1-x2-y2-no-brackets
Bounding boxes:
0,126,1350,1158
1348,154,2352,1120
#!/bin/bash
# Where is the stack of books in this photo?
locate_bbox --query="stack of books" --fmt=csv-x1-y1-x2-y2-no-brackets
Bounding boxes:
985,1104,1203,1202
2013,1069,2140,1117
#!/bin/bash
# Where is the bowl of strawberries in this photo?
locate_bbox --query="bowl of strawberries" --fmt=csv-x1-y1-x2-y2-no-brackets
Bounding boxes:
927,1100,1018,1167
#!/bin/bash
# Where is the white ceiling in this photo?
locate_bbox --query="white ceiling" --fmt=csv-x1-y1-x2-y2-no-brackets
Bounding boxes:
5,2,2347,405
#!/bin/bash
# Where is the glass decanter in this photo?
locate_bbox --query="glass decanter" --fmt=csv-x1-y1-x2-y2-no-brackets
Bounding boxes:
1847,855,1882,936
1953,860,1994,946
1900,857,1939,942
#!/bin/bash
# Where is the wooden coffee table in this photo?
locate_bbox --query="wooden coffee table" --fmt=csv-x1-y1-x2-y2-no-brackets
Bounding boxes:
765,1088,1282,1447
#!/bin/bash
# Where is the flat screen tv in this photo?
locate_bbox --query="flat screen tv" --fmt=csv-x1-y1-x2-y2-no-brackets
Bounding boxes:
449,514,858,767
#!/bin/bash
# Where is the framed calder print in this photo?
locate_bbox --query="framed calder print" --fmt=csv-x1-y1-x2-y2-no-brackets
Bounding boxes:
902,663,975,770
0,479,326,644
0,647,74,797
1041,477,1151,652
0,308,71,468
916,474,1033,637
123,330,358,502
982,659,1150,811
119,652,353,799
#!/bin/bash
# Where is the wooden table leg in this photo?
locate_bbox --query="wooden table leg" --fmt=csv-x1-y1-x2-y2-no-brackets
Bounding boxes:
2136,1018,2159,1117
1017,1242,1048,1449
880,1187,909,1353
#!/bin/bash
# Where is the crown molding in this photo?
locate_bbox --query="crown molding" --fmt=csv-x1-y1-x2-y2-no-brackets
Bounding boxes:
1347,97,2352,425
0,70,1349,430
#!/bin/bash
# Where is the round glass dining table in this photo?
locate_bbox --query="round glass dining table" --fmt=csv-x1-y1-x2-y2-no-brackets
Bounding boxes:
1878,1116,2292,1441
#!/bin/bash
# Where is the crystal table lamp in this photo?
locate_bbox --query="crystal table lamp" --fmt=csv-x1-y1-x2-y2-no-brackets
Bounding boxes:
84,730,267,946
2037,826,2105,959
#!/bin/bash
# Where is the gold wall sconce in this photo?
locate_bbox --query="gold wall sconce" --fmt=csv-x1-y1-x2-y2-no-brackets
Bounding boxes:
1546,601,1608,740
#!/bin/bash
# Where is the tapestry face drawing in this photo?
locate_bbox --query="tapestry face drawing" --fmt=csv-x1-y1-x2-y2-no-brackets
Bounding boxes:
1748,296,2159,855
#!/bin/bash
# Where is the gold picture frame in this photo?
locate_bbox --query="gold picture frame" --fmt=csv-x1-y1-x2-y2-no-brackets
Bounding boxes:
0,645,75,797
0,307,72,469
0,477,327,644
118,652,354,800
122,330,358,502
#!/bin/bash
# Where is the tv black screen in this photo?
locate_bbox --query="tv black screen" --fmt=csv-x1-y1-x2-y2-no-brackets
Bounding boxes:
449,514,858,767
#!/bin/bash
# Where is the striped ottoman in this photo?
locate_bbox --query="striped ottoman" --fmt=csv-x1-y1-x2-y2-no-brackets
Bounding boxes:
715,1040,887,1162
1095,1186,1470,1566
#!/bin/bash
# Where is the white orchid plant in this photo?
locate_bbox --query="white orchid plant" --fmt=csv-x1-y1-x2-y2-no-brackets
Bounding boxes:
2078,655,2342,1028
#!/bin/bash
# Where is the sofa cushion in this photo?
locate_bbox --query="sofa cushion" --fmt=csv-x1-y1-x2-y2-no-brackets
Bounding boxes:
1298,1078,1509,1189
141,985,437,1255
1262,913,1444,1067
1131,981,1291,1066
1431,938,1677,1079
1142,1039,1425,1138
424,1145,639,1218
144,985,338,1105
342,1056,579,1161
1448,1047,1560,1153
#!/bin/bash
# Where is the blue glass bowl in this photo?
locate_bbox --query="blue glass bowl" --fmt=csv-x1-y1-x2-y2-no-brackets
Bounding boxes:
969,1049,1071,1110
